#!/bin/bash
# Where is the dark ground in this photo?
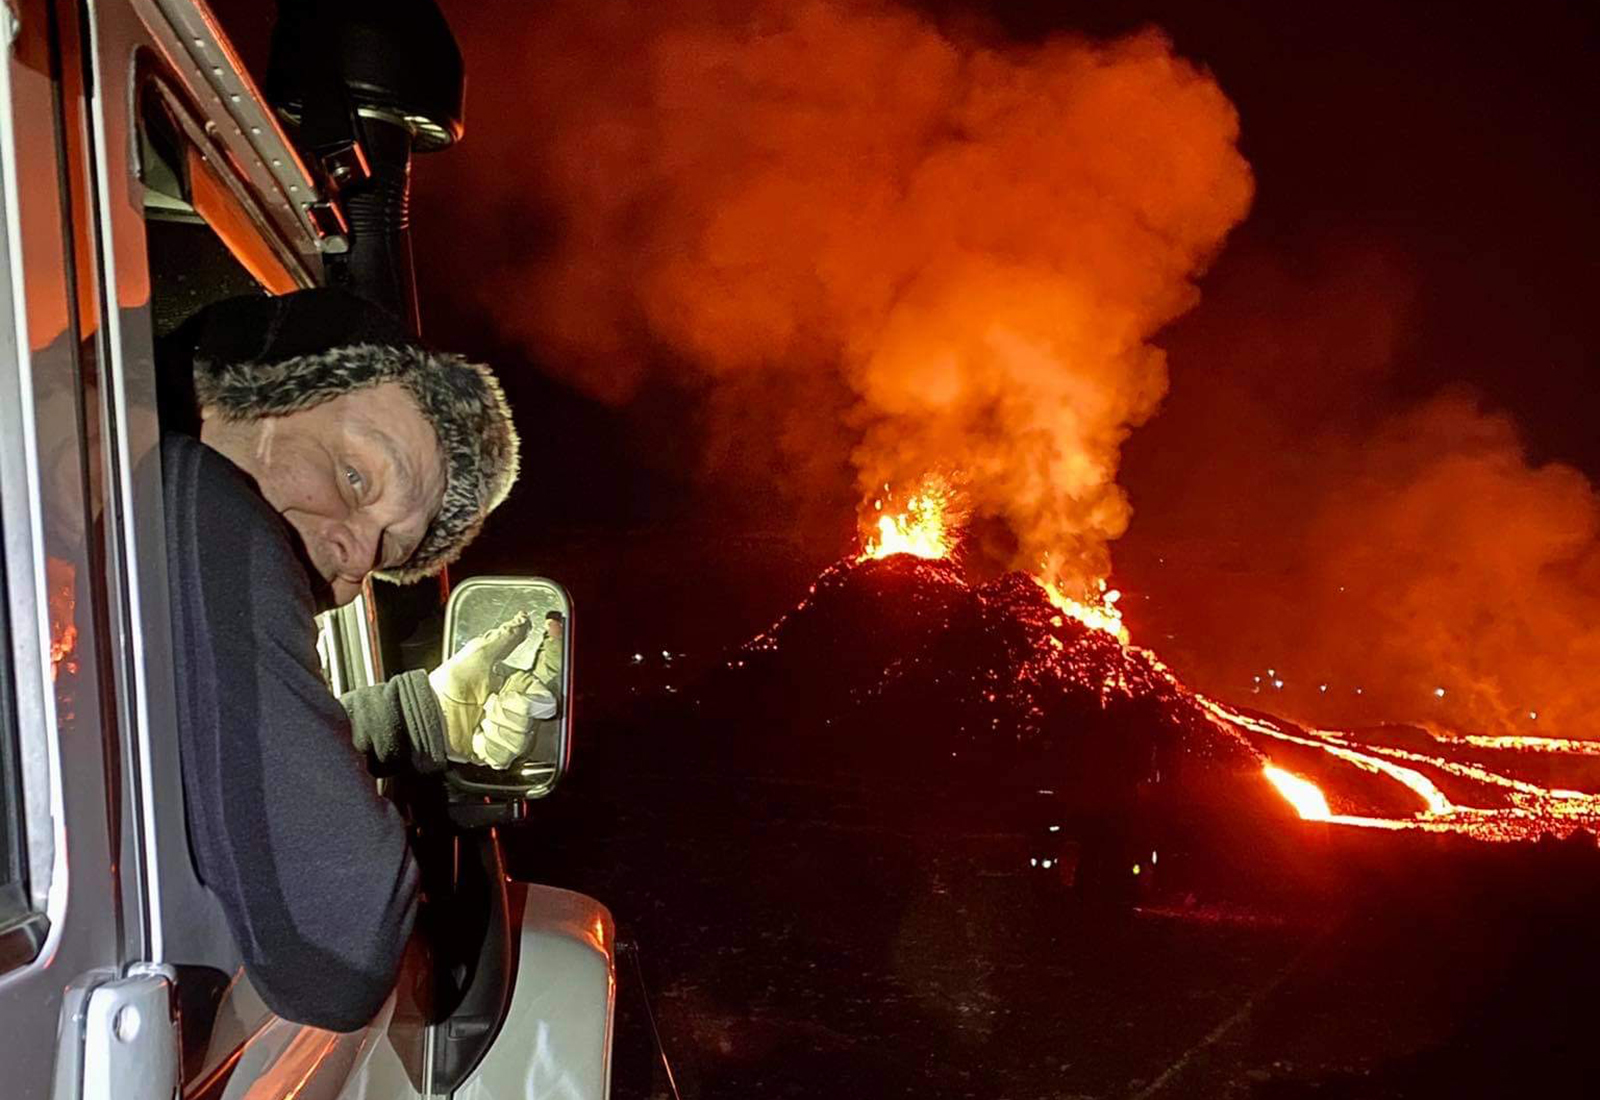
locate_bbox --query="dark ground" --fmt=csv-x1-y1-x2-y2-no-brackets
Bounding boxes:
504,706,1600,1099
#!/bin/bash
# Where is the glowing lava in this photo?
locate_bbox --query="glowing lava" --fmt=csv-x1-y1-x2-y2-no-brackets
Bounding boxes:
861,482,1131,644
1262,765,1332,821
1039,578,1131,646
845,477,1600,843
860,478,960,562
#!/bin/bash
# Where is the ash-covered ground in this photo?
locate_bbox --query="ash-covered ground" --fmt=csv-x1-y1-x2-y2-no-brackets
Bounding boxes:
505,555,1600,1098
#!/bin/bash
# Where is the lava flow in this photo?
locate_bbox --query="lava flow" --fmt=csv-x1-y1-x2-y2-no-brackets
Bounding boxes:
738,481,1600,846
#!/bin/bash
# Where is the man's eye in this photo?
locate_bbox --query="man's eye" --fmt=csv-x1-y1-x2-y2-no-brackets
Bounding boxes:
344,466,366,495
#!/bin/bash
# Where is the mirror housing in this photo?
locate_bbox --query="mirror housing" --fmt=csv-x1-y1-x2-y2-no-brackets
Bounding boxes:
439,576,573,808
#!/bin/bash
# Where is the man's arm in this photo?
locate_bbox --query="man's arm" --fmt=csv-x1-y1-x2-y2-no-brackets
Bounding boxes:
165,435,417,1031
342,671,450,776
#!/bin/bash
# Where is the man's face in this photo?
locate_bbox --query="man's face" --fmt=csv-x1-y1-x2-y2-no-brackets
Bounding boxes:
545,616,564,643
201,382,446,606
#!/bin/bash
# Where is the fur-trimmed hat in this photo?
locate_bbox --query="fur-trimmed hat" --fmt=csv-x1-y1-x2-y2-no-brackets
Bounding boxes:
170,289,519,581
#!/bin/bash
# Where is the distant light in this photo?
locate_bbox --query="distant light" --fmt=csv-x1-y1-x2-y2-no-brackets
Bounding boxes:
1434,687,1446,698
1319,684,1328,693
1030,858,1038,867
1355,687,1363,695
1041,859,1053,869
662,649,672,660
1131,864,1142,876
1047,825,1061,833
1273,679,1284,690
1151,850,1158,866
1253,675,1261,683
1530,711,1539,721
1267,668,1275,676
631,653,644,664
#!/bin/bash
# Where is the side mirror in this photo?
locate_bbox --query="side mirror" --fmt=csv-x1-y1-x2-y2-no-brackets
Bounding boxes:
440,576,573,803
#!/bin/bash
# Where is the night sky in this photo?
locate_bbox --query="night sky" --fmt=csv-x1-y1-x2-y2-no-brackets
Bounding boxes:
217,1,1599,717
416,0,1600,488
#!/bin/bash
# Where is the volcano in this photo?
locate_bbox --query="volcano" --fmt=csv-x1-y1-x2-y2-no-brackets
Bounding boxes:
699,551,1600,848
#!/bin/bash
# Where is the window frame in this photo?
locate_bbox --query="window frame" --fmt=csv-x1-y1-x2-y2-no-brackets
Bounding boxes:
0,508,48,975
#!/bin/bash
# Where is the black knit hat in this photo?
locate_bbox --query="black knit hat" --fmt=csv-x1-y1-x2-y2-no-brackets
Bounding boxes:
171,289,519,581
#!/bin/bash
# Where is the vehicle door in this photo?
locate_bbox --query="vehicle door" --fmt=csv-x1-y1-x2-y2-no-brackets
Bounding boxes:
0,3,133,1096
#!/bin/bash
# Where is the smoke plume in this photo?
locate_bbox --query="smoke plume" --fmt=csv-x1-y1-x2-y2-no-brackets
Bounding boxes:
426,0,1253,595
1120,243,1600,737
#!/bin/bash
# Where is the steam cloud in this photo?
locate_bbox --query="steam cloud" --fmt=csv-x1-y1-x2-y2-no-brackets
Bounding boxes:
427,0,1253,596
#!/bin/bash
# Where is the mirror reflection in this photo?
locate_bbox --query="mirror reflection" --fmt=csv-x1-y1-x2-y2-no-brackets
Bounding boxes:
439,578,572,794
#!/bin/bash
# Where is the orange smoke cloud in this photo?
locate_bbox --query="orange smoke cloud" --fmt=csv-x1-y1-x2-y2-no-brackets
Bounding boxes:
1121,244,1600,737
430,0,1253,593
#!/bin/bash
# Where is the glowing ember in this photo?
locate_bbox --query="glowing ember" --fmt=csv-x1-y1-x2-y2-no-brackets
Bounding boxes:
1262,765,1331,821
47,556,77,682
859,478,960,562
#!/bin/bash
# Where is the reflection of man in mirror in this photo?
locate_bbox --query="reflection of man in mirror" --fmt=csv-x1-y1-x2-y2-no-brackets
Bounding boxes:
531,609,564,695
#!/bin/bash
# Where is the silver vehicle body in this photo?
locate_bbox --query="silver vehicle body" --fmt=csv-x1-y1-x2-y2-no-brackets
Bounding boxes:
0,0,613,1096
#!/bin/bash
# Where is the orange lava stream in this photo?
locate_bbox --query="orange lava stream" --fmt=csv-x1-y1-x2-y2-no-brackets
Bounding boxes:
1262,765,1331,821
1202,698,1455,815
1038,578,1131,646
1440,734,1600,755
1201,696,1600,841
855,477,1600,843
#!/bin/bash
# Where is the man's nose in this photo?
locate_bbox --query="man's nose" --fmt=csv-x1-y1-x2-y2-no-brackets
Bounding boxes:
328,519,382,577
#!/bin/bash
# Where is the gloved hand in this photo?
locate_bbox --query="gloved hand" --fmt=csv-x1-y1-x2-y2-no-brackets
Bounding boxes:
428,612,531,758
471,669,559,769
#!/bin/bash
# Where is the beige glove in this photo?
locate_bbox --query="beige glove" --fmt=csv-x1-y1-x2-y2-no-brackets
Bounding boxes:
428,612,531,759
471,671,559,769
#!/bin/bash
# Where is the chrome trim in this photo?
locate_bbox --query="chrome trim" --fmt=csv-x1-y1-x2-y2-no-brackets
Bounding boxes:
83,0,169,961
131,0,328,268
143,76,314,288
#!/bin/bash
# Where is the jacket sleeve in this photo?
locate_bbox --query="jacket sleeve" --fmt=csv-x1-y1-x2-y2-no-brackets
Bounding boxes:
165,436,419,1032
342,670,450,775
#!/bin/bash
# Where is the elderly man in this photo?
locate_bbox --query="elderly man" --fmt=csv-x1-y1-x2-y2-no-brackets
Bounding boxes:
160,288,522,1031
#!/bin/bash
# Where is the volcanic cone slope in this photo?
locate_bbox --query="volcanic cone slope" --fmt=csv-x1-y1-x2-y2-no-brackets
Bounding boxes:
705,555,1253,792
